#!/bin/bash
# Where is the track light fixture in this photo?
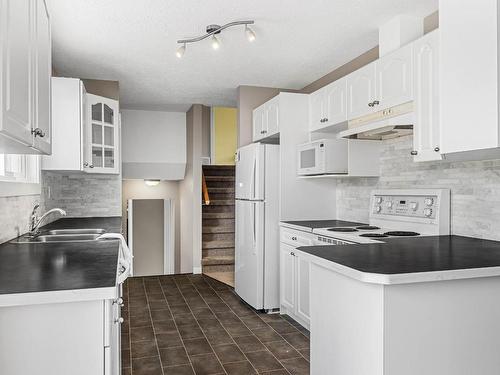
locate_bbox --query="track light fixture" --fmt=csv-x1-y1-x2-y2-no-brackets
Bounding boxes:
176,20,255,58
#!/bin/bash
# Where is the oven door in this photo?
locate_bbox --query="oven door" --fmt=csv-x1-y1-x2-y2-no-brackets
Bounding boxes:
297,144,322,175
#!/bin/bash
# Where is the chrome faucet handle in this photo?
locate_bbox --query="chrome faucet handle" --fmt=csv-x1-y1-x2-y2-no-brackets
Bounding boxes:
29,204,40,232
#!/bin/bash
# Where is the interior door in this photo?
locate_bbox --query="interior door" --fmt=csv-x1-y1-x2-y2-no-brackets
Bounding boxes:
376,43,413,110
235,200,264,309
130,199,165,277
0,0,34,145
280,243,295,312
347,62,377,119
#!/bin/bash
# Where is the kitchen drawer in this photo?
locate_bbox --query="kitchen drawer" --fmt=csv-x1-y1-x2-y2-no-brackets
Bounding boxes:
280,228,313,247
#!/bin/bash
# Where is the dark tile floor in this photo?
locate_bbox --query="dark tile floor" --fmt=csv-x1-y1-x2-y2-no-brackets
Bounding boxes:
121,274,310,375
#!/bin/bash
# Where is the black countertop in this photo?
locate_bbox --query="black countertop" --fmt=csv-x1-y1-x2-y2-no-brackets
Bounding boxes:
281,219,367,230
0,217,122,295
297,235,500,275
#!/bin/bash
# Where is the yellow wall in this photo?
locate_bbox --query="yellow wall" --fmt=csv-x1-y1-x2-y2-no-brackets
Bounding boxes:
213,107,237,165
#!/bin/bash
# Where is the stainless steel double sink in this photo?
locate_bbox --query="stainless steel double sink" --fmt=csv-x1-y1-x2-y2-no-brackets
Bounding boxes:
13,228,107,243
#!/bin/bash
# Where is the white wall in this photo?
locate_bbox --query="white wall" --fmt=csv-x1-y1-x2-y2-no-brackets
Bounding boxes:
179,105,209,274
121,109,186,180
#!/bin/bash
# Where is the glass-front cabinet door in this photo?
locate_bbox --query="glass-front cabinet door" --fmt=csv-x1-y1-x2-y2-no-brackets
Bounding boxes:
85,94,120,174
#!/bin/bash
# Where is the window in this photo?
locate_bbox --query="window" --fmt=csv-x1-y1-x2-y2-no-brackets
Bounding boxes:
0,154,40,197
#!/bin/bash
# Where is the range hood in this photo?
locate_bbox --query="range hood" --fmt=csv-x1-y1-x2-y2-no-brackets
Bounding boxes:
338,102,414,140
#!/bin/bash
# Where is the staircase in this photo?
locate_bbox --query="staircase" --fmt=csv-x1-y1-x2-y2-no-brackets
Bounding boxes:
202,165,235,286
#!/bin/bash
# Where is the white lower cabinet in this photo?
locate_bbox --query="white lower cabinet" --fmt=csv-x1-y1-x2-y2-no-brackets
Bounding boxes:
280,243,296,312
0,293,123,375
279,227,312,329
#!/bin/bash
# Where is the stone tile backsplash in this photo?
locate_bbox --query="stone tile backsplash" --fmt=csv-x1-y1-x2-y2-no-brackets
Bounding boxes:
42,171,122,218
0,194,41,243
0,171,121,244
337,135,500,241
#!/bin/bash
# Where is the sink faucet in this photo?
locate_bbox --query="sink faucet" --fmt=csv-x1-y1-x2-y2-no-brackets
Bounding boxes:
28,205,67,236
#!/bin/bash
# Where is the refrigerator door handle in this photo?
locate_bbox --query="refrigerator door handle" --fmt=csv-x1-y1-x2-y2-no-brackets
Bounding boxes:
251,157,256,200
252,202,256,254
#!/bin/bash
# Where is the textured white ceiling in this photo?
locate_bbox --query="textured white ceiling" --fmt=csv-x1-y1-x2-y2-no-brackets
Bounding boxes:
46,0,438,112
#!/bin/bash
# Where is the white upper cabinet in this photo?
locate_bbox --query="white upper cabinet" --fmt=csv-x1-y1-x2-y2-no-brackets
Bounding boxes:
43,77,85,171
43,78,120,174
412,30,441,162
346,62,377,120
309,90,324,131
252,105,265,141
87,94,120,174
266,98,279,135
0,0,52,154
440,0,500,159
375,43,413,110
32,0,52,154
252,95,280,142
309,77,347,131
325,77,348,126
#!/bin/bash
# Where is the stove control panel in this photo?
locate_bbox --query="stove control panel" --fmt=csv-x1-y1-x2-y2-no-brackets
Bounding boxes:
372,195,438,219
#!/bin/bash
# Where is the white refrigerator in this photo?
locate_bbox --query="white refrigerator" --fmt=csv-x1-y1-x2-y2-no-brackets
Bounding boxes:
235,143,280,310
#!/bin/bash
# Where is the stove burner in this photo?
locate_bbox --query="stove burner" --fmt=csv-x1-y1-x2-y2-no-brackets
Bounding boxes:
359,233,389,238
384,231,420,237
327,227,358,233
356,226,380,230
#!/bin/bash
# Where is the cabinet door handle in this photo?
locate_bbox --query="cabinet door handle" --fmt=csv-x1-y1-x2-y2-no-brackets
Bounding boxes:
410,150,418,156
368,102,374,107
89,164,94,168
290,252,295,256
31,128,46,138
291,236,297,240
83,162,89,167
434,147,440,152
114,317,124,324
325,118,328,122
372,100,380,106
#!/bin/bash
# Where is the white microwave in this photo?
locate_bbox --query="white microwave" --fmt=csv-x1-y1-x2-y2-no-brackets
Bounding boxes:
297,139,348,176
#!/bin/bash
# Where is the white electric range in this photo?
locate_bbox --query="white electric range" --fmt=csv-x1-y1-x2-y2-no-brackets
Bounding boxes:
313,189,451,245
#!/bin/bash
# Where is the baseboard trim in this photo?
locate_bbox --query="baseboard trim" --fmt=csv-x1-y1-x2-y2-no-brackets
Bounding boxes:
193,267,202,274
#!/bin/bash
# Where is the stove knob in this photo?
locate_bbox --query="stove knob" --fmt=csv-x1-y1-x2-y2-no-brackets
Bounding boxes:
376,205,382,213
410,202,419,211
386,201,393,208
375,197,383,204
424,208,433,217
424,197,434,206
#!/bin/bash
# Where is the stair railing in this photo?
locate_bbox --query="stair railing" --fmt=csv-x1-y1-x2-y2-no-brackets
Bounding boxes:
202,171,210,205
